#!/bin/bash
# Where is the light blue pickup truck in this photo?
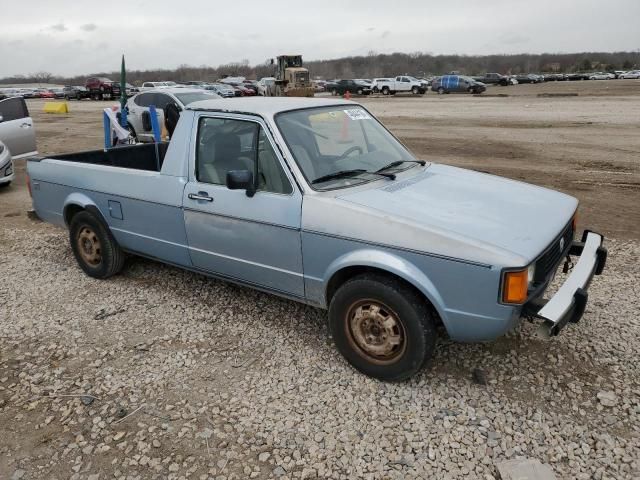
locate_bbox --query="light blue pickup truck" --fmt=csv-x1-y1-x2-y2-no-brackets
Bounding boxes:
27,98,607,381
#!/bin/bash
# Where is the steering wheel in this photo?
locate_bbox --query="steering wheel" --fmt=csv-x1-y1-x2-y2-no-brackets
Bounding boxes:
337,145,363,161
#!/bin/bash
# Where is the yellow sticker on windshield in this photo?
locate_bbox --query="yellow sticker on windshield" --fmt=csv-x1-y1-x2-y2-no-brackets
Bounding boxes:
343,108,371,120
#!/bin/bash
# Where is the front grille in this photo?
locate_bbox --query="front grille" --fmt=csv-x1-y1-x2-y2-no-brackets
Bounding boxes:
534,221,574,283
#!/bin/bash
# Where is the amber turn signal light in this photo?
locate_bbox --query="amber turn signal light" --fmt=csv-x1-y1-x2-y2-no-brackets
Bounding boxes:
502,269,528,304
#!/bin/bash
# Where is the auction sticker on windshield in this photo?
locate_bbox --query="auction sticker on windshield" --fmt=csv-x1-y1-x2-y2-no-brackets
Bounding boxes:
344,108,371,120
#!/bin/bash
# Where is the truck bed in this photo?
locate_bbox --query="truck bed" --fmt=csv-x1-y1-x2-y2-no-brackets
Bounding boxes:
47,142,170,172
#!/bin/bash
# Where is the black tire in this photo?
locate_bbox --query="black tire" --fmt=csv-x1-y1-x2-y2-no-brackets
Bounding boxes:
411,86,419,94
357,88,363,95
65,95,70,101
69,211,125,279
329,273,436,381
381,86,390,95
0,181,10,188
437,87,445,94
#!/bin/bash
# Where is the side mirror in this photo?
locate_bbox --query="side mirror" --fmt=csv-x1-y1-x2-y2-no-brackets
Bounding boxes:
226,170,255,197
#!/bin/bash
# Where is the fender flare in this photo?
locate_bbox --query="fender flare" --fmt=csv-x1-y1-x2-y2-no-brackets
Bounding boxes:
62,193,108,229
323,248,449,325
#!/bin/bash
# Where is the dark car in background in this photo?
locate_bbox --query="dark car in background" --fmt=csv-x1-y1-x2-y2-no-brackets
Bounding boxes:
85,77,121,100
472,73,509,86
511,74,543,84
63,86,90,100
328,79,372,96
431,75,486,94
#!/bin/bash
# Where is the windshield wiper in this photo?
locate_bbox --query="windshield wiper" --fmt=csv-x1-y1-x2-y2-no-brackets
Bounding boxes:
375,159,426,173
312,169,395,185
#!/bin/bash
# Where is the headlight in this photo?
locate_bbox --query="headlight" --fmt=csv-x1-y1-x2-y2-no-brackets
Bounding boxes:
527,264,536,284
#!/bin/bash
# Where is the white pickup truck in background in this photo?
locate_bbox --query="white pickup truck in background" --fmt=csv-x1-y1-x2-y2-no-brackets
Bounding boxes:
372,76,427,95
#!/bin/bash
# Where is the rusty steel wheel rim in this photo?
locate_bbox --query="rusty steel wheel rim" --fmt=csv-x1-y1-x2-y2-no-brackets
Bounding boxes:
76,226,102,267
345,300,406,365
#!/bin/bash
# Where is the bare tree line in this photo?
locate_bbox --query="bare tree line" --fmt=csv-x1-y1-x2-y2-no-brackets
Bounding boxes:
2,51,639,85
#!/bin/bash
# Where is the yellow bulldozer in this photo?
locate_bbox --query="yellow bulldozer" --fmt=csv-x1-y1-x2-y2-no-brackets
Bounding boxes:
267,55,315,97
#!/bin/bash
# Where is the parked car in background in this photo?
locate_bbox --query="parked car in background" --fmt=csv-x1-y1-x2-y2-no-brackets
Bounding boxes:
374,76,426,95
511,74,541,84
0,96,37,159
370,78,392,93
63,86,90,100
35,89,55,99
472,73,509,86
0,140,13,188
26,97,607,381
543,73,566,81
140,82,170,91
204,83,236,98
431,75,486,94
48,88,65,99
565,73,589,81
589,72,614,80
328,79,372,96
126,83,140,97
125,88,219,142
620,70,640,79
20,89,37,99
257,77,275,96
85,77,121,100
312,80,326,92
242,81,259,95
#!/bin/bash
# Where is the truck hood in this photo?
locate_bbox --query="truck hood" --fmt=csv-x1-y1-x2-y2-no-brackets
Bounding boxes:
331,163,577,265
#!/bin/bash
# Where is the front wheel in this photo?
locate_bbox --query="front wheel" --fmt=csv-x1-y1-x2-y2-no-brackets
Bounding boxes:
411,86,419,94
381,87,390,95
329,273,436,381
69,211,125,279
357,88,363,95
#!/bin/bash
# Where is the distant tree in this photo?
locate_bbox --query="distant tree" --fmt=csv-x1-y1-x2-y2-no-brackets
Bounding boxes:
580,59,592,71
622,59,633,69
32,71,53,83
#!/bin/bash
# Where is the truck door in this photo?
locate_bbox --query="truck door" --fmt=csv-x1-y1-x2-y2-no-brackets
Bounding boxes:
0,97,37,159
182,113,305,298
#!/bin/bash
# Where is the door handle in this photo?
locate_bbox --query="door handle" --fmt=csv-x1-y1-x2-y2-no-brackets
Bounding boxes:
21,123,32,128
188,192,213,202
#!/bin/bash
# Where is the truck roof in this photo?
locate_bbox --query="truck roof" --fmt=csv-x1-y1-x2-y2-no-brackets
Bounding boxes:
187,97,356,116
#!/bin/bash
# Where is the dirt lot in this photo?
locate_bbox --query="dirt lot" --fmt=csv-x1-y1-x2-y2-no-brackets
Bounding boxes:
1,80,639,480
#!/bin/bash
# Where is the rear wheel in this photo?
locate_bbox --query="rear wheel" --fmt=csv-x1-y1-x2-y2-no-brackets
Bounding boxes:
69,211,125,279
0,182,10,188
357,88,363,95
381,86,390,95
437,87,445,94
329,273,436,381
331,88,337,96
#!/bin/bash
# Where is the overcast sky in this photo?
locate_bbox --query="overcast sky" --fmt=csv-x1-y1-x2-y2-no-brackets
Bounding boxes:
2,0,639,77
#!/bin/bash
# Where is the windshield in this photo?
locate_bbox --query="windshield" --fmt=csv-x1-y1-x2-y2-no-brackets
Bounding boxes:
276,105,420,190
175,92,219,105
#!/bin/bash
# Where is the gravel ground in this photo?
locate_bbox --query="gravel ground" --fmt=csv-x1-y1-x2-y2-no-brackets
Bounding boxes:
0,220,638,480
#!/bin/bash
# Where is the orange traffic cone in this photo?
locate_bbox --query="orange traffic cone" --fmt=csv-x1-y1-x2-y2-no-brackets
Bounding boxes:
344,90,351,100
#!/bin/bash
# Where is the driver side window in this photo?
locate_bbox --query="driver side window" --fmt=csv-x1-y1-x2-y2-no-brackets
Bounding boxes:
196,117,292,195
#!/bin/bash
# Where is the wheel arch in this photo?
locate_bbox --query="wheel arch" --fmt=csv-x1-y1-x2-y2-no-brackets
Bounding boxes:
323,249,448,326
62,193,108,229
